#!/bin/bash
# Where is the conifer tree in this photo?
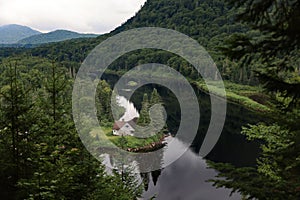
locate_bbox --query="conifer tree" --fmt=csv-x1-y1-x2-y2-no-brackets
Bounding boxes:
137,93,150,126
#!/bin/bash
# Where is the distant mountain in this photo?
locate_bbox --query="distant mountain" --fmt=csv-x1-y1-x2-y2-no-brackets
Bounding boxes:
0,24,41,44
18,30,99,44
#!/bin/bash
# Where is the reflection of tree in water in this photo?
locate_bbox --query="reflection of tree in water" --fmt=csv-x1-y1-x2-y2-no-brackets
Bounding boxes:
151,169,161,186
140,169,162,191
136,148,164,191
140,170,162,192
98,143,164,186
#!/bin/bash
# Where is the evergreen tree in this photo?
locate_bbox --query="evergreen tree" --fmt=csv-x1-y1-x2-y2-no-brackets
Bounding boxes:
137,93,150,126
95,80,112,123
150,88,162,106
0,60,35,198
149,88,167,134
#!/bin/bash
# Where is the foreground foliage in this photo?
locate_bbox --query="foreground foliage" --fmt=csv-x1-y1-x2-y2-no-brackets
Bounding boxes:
0,57,141,199
209,0,300,199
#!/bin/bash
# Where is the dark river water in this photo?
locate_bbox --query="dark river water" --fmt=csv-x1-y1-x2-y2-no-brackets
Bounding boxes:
142,146,242,200
103,74,266,200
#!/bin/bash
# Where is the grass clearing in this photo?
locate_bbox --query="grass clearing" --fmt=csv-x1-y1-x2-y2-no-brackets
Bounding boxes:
90,126,164,149
194,80,272,113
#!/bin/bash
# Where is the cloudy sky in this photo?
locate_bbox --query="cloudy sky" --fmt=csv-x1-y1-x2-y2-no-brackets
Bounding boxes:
0,0,146,33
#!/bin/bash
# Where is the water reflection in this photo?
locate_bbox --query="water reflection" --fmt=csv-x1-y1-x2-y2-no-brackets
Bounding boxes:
142,145,241,200
101,136,241,199
117,95,139,121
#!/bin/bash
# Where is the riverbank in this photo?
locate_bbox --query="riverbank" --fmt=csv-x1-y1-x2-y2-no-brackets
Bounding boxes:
108,132,167,152
103,71,273,114
126,135,167,153
193,80,273,113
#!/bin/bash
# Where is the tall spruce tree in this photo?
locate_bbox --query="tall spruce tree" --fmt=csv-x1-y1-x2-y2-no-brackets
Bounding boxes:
137,93,151,126
0,60,35,198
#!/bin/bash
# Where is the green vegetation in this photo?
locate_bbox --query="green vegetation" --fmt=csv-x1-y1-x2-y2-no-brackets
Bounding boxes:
208,0,300,199
85,82,166,152
194,80,272,113
127,81,138,86
94,88,166,151
92,127,164,150
136,88,168,138
0,57,141,199
90,125,163,150
1,0,254,86
1,0,299,199
110,134,164,150
138,93,151,126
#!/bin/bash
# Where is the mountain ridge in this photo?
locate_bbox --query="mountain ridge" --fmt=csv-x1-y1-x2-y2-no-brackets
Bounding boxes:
18,29,99,44
0,24,99,45
0,24,41,44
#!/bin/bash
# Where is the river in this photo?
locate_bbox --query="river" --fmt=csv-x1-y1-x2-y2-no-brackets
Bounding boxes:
102,74,266,199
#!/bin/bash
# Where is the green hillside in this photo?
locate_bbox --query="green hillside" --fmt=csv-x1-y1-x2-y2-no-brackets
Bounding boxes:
114,0,245,49
31,0,243,55
17,0,250,84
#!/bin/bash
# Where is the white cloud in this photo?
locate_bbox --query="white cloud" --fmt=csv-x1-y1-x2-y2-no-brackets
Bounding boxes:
0,0,146,33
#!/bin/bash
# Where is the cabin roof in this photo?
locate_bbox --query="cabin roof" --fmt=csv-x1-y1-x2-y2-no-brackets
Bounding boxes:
127,118,137,128
113,121,125,130
113,117,138,130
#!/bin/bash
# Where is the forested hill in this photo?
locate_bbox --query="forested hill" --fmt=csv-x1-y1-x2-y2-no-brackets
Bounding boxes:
18,30,98,45
0,24,41,44
108,0,247,81
23,1,239,54
2,0,247,82
114,0,244,49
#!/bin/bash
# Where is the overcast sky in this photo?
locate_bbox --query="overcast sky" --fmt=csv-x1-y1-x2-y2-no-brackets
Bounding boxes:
0,0,146,34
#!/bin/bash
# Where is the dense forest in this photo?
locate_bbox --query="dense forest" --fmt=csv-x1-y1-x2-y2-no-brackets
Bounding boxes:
0,0,254,84
0,0,299,199
0,56,142,199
